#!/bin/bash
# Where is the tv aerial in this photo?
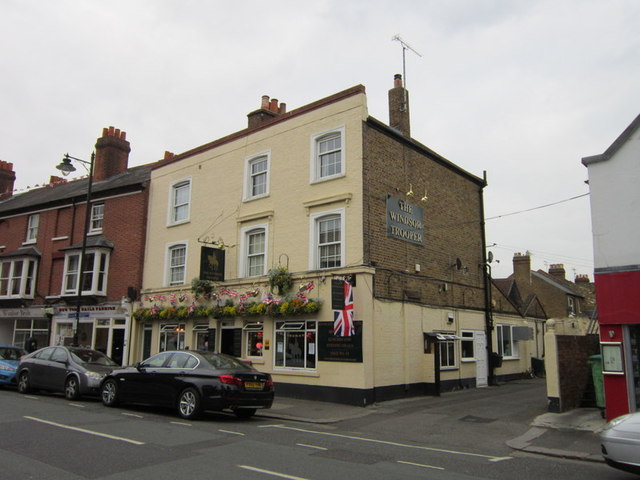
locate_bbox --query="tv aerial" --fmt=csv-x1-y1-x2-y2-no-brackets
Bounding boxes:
392,34,422,92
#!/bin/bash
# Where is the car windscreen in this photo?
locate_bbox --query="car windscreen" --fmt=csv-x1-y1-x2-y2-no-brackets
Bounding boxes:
0,347,25,360
70,349,118,366
200,352,254,371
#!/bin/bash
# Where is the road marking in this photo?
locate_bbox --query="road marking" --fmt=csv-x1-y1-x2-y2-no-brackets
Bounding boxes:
219,429,244,436
398,460,445,470
267,425,501,461
24,416,145,445
23,395,39,400
297,443,327,450
122,413,144,418
68,403,85,408
170,421,192,427
489,456,513,462
238,465,310,480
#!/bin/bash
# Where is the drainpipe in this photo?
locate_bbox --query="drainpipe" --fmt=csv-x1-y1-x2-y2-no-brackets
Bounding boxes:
479,171,496,386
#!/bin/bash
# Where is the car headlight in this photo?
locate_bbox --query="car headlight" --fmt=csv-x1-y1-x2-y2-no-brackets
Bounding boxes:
85,371,104,381
0,364,15,372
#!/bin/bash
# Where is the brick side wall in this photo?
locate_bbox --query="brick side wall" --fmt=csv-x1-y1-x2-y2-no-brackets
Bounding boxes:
556,334,600,411
362,122,486,310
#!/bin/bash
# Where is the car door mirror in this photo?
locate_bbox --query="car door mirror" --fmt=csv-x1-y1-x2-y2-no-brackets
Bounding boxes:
135,362,145,371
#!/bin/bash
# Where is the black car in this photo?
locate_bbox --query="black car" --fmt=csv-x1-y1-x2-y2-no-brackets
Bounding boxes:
17,346,119,400
100,351,274,420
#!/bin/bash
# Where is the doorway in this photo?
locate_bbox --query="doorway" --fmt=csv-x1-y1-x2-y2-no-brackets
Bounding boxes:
474,330,488,387
95,327,126,365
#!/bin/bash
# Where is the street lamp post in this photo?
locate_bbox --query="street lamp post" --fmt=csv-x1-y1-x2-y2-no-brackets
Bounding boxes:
56,152,95,347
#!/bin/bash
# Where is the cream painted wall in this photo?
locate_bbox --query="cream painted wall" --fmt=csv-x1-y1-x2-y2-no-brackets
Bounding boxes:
142,93,368,289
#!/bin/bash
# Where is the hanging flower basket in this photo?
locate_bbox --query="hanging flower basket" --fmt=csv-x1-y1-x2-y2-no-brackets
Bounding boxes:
268,266,293,296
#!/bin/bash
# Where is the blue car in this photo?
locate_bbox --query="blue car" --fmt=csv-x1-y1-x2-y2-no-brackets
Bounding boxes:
0,345,26,386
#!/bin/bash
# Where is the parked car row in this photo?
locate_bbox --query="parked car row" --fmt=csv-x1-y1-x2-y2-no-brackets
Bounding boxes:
0,345,26,386
11,346,274,420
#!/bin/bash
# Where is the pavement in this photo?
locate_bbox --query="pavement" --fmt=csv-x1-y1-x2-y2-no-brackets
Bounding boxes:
256,384,607,464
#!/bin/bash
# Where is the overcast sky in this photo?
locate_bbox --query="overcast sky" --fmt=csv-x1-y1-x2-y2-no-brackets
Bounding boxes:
2,0,638,279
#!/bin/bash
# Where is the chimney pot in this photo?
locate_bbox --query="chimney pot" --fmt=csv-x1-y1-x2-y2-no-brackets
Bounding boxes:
261,95,270,109
270,98,278,112
278,102,287,114
93,126,131,182
394,73,403,88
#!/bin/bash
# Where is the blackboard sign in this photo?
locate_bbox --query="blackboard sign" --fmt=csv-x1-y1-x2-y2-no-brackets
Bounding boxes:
200,247,225,282
331,279,345,310
318,321,363,362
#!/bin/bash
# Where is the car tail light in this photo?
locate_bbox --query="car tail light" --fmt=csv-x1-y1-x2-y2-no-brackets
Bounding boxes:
219,375,242,386
265,378,273,387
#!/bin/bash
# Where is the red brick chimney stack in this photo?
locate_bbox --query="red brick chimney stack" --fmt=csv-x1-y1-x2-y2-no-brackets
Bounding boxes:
93,126,131,183
575,274,591,284
0,161,16,200
389,73,411,137
247,95,286,128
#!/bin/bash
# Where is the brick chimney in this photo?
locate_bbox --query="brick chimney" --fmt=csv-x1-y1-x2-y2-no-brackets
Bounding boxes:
0,161,16,200
93,126,131,182
548,264,566,280
575,274,591,284
247,95,286,128
513,252,532,286
389,74,410,137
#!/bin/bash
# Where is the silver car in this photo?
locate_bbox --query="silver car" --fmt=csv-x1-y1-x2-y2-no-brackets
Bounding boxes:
601,412,640,474
17,346,118,400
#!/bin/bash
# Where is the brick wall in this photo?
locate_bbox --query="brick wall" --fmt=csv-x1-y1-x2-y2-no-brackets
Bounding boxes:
362,121,486,311
554,334,600,411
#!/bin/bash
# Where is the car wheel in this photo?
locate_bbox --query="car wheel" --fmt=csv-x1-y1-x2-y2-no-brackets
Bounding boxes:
64,376,80,400
178,387,202,420
234,408,257,419
17,371,31,394
101,379,119,407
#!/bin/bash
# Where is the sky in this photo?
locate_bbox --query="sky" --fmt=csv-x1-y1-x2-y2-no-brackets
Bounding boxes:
2,0,639,279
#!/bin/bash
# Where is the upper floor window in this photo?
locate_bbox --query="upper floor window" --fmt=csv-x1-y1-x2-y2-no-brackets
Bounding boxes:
25,214,39,243
311,128,345,182
310,210,344,269
62,249,110,296
241,225,267,277
244,154,270,200
568,296,576,316
0,257,37,299
90,203,104,233
167,243,187,286
169,180,191,225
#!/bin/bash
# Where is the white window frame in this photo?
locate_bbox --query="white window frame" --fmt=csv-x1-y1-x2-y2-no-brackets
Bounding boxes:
243,152,270,201
0,257,38,299
310,126,345,183
168,178,192,226
309,208,345,270
274,320,317,370
89,203,104,233
62,248,110,296
159,324,186,352
496,324,519,359
25,214,39,244
239,224,268,278
439,340,457,369
243,322,264,359
166,242,188,287
460,330,475,362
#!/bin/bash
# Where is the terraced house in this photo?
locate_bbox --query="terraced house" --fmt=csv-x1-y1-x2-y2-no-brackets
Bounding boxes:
132,75,500,405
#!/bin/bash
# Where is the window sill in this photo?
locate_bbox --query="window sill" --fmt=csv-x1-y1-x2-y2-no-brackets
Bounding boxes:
167,219,190,228
440,366,458,371
461,358,476,363
273,368,320,378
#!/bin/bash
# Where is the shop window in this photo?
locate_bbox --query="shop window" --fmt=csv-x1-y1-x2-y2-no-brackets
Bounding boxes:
193,323,210,351
243,322,264,358
160,323,185,351
461,331,474,360
0,258,37,299
275,320,316,370
496,324,519,359
13,318,49,350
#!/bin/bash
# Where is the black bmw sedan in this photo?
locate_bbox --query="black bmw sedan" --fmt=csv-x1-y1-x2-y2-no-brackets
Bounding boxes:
100,351,274,420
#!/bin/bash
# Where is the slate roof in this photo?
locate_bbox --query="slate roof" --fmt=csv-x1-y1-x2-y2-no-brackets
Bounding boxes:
0,164,152,217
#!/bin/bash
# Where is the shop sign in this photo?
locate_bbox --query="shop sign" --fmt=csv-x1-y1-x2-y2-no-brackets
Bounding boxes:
318,321,363,362
200,247,225,282
0,307,45,318
386,195,424,245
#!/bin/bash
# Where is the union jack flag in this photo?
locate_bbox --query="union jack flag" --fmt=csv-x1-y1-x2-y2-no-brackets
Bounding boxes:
333,280,354,337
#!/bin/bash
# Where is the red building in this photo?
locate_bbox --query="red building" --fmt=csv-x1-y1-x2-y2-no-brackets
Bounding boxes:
0,127,151,364
582,113,640,420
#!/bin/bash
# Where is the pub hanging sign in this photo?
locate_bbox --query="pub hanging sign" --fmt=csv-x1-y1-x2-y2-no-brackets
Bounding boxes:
200,247,225,282
386,195,424,245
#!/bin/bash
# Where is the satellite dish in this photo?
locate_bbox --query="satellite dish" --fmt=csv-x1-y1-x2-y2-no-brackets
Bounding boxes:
488,251,494,263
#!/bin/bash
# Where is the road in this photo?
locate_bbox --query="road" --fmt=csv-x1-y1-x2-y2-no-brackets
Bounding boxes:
0,385,634,480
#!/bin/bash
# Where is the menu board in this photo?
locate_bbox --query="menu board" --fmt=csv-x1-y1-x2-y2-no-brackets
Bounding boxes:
602,344,624,373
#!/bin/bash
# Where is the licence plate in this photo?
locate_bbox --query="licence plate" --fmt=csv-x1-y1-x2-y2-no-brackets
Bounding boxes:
244,381,263,390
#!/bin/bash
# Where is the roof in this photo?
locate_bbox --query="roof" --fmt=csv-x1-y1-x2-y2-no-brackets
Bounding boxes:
582,113,640,166
0,165,152,218
532,270,583,298
0,246,41,258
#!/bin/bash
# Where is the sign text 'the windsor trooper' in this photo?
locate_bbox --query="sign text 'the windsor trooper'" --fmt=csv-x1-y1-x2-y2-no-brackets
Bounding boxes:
386,195,424,245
